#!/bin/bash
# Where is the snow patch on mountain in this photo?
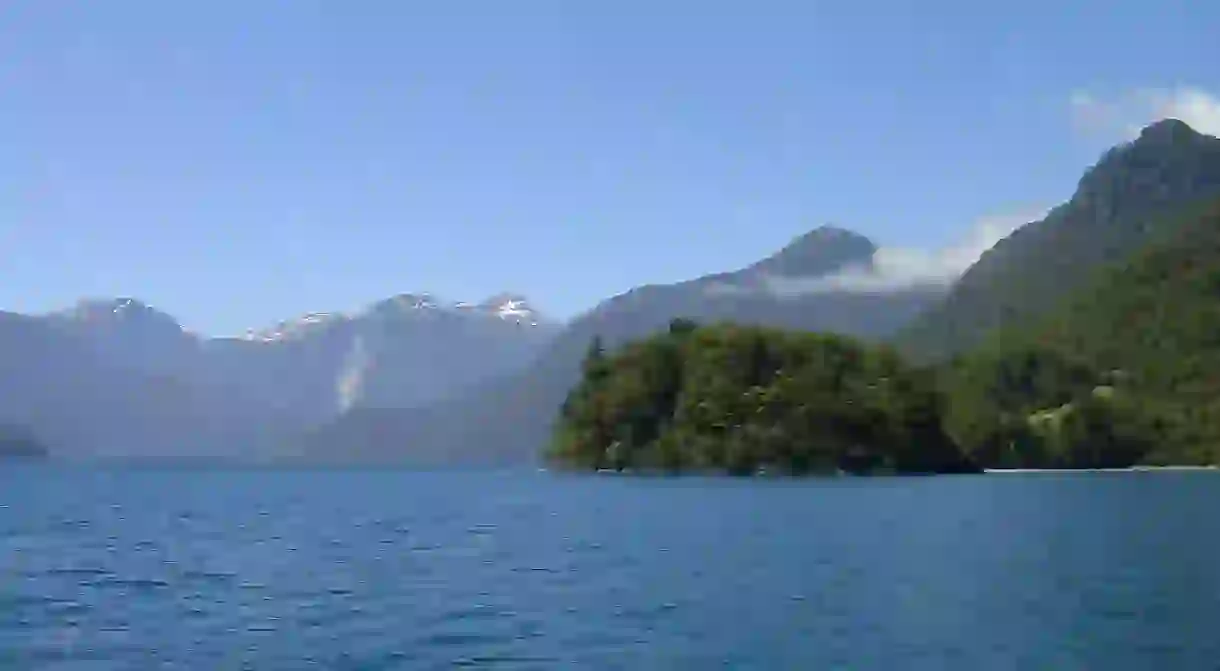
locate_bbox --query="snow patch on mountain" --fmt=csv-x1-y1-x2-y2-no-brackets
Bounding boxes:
246,293,550,342
245,312,344,342
480,293,542,326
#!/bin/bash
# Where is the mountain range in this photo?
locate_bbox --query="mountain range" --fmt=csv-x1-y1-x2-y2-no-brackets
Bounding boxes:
0,293,555,457
4,118,1220,464
302,226,946,464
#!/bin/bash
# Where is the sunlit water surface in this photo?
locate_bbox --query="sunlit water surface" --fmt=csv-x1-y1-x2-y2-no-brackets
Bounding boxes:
2,466,1218,669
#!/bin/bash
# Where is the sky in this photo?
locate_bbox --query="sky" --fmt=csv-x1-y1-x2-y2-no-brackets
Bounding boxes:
2,1,1218,335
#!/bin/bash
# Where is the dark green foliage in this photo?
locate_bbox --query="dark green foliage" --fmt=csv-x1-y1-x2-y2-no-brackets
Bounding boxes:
547,323,975,475
667,317,699,336
1018,198,1220,464
1047,393,1160,468
938,342,1097,467
936,198,1220,467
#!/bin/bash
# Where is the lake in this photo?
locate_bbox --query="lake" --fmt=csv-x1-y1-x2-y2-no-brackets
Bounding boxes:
2,467,1218,669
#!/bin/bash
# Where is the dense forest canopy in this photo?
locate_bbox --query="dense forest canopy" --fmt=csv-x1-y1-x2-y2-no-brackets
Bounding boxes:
548,319,973,475
549,199,1220,474
1002,198,1220,465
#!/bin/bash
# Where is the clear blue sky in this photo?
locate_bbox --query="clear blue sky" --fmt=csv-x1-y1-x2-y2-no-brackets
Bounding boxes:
2,1,1217,334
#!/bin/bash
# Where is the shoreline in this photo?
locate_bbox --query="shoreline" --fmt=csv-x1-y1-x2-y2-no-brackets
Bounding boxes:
983,465,1218,474
585,464,1220,477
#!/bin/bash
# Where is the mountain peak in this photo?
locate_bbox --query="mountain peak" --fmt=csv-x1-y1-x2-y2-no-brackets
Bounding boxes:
807,224,871,239
65,297,183,332
1074,115,1220,206
382,293,439,310
76,296,151,313
1136,118,1200,143
748,225,876,277
785,225,876,254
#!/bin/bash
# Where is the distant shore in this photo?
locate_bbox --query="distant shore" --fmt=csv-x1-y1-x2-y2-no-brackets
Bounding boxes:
983,465,1218,474
584,464,1220,477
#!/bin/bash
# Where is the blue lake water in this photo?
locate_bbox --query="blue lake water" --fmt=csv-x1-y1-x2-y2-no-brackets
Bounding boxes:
2,466,1219,669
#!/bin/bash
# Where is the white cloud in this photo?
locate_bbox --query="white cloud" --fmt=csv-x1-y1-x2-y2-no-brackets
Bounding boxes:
1069,86,1220,140
706,209,1046,297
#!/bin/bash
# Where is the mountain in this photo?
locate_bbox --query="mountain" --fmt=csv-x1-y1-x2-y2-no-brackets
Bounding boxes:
895,118,1220,361
303,226,946,464
306,119,1220,467
47,298,198,375
939,197,1220,467
20,119,1220,464
1017,197,1220,464
0,309,280,458
542,197,1220,474
0,292,557,458
539,227,938,370
330,293,552,410
195,292,556,425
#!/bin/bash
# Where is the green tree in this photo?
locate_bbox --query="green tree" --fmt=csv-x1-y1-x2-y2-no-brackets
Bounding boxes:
547,324,977,475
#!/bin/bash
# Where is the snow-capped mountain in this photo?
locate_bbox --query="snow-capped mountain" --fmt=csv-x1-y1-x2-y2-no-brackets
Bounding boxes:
235,292,559,415
246,293,547,342
0,292,559,458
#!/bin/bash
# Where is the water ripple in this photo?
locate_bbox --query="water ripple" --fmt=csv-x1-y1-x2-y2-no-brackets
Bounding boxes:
2,467,1220,669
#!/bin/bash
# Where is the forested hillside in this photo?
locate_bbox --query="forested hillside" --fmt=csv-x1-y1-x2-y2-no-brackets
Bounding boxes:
945,198,1220,467
896,119,1220,361
547,319,973,474
552,199,1220,473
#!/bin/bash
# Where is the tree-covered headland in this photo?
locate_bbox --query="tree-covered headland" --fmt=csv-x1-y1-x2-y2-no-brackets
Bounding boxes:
548,200,1220,475
548,319,973,475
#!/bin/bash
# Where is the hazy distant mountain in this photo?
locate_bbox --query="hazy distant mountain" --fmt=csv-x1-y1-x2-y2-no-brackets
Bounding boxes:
199,292,556,424
46,298,198,375
895,118,1220,361
0,308,281,458
303,226,946,464
0,292,557,458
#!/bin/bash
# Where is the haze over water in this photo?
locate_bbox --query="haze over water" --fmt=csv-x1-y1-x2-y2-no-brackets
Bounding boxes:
3,466,1219,669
